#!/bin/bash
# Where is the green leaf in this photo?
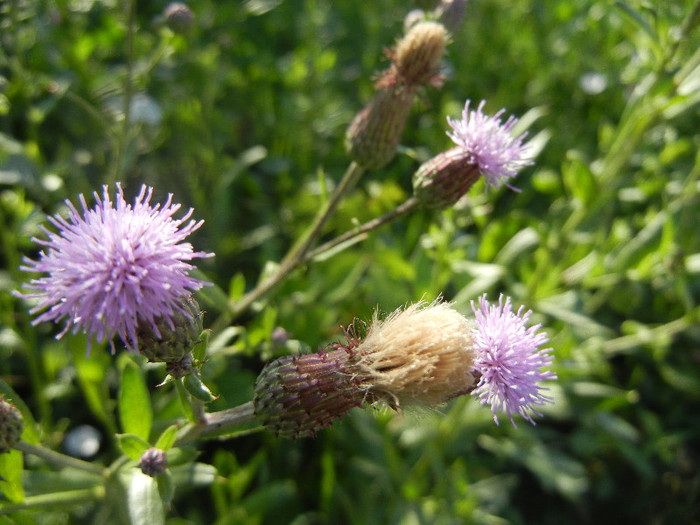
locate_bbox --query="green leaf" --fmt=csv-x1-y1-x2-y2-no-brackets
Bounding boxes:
119,357,153,441
192,329,210,363
183,373,217,402
126,471,165,525
176,380,195,422
117,434,152,462
156,471,175,504
153,425,178,451
0,450,24,503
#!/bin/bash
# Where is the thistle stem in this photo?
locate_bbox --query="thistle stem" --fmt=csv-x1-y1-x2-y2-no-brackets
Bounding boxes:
15,441,105,476
226,162,365,321
0,487,105,515
174,401,257,444
306,197,421,261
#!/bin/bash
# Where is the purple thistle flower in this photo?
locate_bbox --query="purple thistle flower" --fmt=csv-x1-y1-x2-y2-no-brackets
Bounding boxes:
17,184,213,354
447,100,532,191
470,294,556,427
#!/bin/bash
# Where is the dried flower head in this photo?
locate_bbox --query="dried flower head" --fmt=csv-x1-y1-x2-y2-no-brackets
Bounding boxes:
394,21,448,86
349,301,478,409
470,294,556,426
17,184,213,354
446,99,532,191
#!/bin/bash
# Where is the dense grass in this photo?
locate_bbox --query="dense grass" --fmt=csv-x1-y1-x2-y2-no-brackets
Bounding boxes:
1,1,699,523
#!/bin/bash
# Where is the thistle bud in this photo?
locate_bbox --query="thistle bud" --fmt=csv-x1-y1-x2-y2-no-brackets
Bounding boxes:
348,302,478,409
412,147,481,209
345,85,416,170
136,295,204,363
0,397,23,454
394,21,448,87
138,447,168,477
253,350,364,439
164,2,194,34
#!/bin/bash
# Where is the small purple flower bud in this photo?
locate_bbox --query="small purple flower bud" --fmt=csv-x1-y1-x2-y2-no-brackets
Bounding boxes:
0,398,23,454
164,2,194,34
138,447,168,477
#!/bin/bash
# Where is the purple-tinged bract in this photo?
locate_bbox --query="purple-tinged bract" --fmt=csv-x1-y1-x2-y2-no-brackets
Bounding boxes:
18,184,213,354
470,294,556,426
447,100,532,190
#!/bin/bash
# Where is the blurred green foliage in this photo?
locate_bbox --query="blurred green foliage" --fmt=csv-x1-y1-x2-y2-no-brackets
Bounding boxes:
1,0,700,523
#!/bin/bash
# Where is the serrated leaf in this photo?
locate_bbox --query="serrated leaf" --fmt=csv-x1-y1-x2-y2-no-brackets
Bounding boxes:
117,434,151,462
119,358,152,441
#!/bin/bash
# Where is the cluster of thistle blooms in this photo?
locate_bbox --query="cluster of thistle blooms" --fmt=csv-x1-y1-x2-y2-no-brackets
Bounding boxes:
11,0,555,446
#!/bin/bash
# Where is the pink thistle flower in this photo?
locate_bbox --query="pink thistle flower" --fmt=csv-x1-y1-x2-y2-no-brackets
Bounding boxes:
470,294,556,426
17,184,213,354
447,100,532,191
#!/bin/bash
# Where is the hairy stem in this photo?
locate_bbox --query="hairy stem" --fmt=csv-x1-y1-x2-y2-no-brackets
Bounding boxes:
15,441,106,476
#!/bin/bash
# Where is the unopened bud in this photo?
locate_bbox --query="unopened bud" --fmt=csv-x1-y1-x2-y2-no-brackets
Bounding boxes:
412,147,480,209
138,447,168,477
345,85,416,170
136,295,204,363
348,302,478,409
0,398,23,454
164,2,194,34
394,21,448,86
253,350,364,439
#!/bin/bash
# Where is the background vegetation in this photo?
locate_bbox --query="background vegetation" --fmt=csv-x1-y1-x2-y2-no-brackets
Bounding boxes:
1,0,699,523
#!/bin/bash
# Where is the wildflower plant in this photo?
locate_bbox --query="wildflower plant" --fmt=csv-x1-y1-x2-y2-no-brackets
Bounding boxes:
5,0,698,523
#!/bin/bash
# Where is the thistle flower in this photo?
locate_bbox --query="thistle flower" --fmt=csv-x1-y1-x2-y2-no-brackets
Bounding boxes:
413,99,532,208
17,184,213,354
470,294,556,426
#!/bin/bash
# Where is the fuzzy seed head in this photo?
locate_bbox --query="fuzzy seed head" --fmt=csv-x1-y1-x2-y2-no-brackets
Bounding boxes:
395,21,448,86
350,301,478,409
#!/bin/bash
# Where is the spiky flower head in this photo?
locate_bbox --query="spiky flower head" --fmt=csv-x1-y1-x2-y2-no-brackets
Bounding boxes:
138,447,168,477
470,294,556,426
446,99,532,191
413,99,532,208
349,301,479,409
253,350,364,439
17,184,213,354
0,397,23,454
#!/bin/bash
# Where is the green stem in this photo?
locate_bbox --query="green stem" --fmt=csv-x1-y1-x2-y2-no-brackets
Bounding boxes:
0,487,104,515
174,401,257,444
306,197,421,262
224,161,365,322
15,441,106,476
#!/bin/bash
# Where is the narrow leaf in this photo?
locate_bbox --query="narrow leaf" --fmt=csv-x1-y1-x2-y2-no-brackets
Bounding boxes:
117,434,152,462
119,358,153,441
